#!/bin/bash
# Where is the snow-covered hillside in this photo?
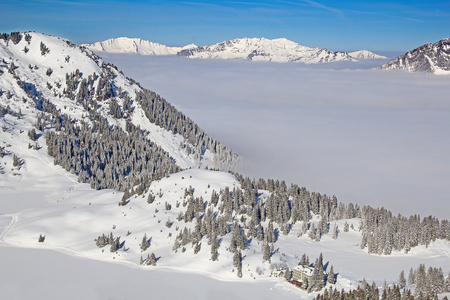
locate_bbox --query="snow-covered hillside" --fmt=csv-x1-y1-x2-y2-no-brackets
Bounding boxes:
178,37,373,63
82,37,196,55
0,32,239,177
1,156,449,298
381,38,450,74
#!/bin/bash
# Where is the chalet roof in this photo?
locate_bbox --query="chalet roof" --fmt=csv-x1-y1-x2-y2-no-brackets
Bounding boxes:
293,265,314,276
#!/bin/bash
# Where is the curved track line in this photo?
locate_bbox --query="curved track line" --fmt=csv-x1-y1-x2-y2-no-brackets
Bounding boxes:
0,214,16,243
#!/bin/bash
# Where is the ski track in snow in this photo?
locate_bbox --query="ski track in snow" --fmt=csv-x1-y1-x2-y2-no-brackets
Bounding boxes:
0,214,16,245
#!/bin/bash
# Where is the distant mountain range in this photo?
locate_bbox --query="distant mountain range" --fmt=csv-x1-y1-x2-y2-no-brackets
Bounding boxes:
381,38,450,75
82,37,387,64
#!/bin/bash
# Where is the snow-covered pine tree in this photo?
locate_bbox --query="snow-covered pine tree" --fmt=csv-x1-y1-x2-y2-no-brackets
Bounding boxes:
299,253,309,266
408,267,415,285
262,242,270,262
332,223,338,239
233,250,242,277
210,229,219,261
445,272,450,292
398,270,406,289
148,253,157,266
414,264,427,297
140,234,149,251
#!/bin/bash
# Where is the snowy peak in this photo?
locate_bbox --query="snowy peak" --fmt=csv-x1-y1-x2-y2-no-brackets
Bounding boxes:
83,36,386,64
348,50,387,60
82,37,196,55
380,38,450,74
1,32,101,80
177,37,355,63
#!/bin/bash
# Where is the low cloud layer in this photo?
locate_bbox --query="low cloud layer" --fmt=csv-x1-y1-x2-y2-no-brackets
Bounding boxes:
102,53,450,219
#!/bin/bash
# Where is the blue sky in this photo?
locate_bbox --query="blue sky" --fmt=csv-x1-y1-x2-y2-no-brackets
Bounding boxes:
1,0,449,51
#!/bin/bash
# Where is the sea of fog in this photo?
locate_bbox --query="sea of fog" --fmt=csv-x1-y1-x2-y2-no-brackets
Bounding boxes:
101,53,450,220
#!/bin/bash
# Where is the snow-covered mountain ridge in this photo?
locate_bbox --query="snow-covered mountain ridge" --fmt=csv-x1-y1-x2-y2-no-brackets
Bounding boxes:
178,37,386,63
83,37,386,63
381,38,450,75
82,37,197,55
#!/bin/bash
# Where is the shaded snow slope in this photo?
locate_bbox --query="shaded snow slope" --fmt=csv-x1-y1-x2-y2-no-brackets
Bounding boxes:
0,244,306,300
82,37,196,55
381,38,450,74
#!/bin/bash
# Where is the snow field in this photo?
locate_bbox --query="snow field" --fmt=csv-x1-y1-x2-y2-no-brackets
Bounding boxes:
3,160,449,289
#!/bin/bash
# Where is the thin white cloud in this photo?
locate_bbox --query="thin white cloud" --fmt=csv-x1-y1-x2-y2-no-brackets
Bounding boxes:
275,0,345,19
28,0,107,7
347,9,424,23
300,0,345,18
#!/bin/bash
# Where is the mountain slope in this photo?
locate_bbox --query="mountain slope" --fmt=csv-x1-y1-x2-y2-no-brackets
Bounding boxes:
81,37,196,55
380,38,450,74
0,31,239,192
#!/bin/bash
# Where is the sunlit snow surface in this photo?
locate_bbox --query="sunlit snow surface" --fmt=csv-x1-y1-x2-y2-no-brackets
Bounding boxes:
100,53,450,219
1,164,448,299
82,37,196,55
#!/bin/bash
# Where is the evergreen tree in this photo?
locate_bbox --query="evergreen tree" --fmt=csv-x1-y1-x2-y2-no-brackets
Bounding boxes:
12,154,20,167
256,223,264,241
193,241,201,254
233,250,242,278
299,253,309,266
28,129,37,141
332,223,338,239
302,221,308,234
284,268,291,280
399,270,406,289
110,237,120,252
267,221,275,243
309,223,316,240
148,253,157,266
381,280,388,300
262,242,270,262
140,234,149,251
445,272,450,292
415,264,427,297
172,240,180,252
328,265,335,284
210,229,219,261
311,254,324,291
38,234,45,243
408,267,415,285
